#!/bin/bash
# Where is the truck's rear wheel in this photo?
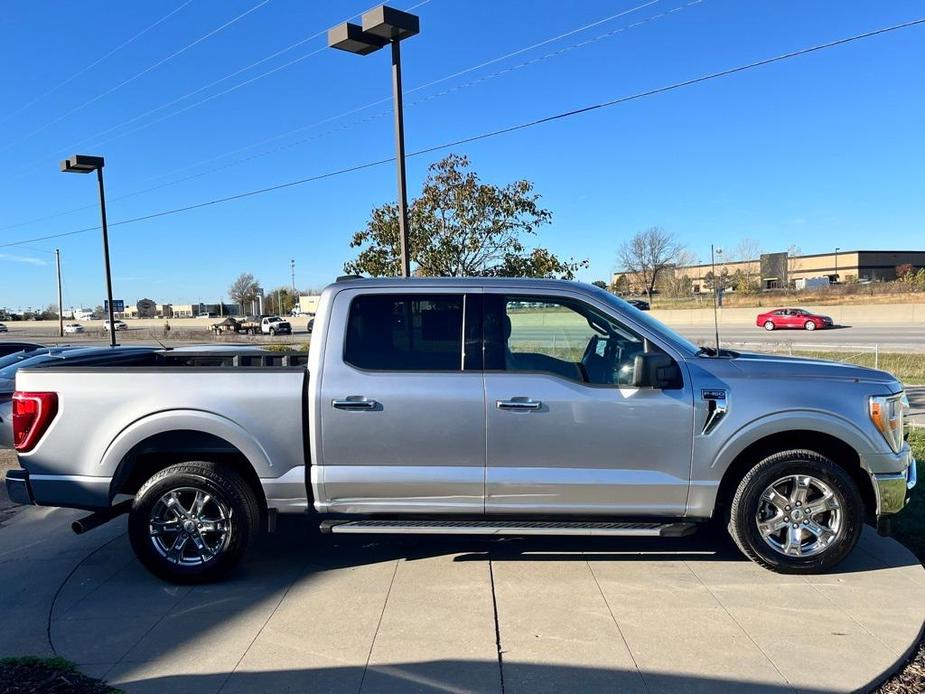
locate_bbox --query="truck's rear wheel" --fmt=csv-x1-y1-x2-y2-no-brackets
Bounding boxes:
728,450,863,574
128,462,260,584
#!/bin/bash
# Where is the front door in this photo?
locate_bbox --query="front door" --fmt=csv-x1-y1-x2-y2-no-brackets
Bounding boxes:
318,290,486,514
483,293,694,516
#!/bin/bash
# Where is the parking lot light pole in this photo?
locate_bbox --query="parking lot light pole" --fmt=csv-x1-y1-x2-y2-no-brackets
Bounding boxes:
328,5,420,278
834,247,840,283
61,154,117,347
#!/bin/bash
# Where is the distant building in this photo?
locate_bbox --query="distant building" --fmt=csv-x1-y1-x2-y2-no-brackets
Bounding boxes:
172,304,196,318
612,249,925,293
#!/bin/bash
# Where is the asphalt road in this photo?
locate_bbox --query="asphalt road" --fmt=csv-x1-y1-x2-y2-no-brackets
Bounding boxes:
671,323,925,353
2,319,923,352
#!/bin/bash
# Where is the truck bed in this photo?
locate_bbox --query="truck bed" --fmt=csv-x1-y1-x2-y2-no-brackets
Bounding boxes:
14,359,308,511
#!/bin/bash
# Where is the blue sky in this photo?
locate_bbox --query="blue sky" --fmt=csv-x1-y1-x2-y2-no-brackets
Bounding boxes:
0,0,923,310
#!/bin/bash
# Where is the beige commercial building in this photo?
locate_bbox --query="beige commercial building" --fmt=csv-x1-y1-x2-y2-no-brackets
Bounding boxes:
613,249,925,293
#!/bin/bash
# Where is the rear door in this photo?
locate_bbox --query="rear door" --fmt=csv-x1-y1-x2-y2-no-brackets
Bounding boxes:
318,289,486,514
482,291,693,516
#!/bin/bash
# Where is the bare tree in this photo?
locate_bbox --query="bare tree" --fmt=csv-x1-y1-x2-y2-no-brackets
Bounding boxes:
733,238,762,291
617,227,683,301
229,273,260,314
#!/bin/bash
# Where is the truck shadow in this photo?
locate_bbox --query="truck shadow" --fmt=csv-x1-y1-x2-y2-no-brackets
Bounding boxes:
256,515,911,576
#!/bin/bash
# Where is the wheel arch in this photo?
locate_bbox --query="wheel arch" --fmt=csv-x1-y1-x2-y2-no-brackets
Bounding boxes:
714,429,876,522
105,410,270,514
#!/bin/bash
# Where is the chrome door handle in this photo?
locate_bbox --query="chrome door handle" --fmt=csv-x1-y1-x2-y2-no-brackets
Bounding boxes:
497,399,542,411
332,398,378,411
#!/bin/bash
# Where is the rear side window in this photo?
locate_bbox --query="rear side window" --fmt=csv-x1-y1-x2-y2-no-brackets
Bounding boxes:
345,294,463,371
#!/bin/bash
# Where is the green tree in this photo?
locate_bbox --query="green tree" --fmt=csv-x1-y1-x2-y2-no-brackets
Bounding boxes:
345,154,587,278
591,280,608,290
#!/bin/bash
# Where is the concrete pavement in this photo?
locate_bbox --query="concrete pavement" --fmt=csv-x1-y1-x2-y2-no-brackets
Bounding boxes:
0,506,923,693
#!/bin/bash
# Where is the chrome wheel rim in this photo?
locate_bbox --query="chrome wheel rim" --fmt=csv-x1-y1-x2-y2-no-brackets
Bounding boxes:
805,322,815,331
756,474,842,558
764,322,774,330
148,487,231,566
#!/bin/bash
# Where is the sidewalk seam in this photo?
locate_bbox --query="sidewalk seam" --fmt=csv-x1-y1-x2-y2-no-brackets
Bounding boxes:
683,560,798,693
585,558,650,694
356,558,400,694
216,561,306,693
46,531,127,656
488,556,505,694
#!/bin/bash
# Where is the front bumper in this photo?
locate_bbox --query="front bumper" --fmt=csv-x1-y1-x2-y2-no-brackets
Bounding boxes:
4,469,34,506
872,447,917,516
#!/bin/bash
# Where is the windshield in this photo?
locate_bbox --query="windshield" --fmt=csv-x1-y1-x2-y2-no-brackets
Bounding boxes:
585,284,700,356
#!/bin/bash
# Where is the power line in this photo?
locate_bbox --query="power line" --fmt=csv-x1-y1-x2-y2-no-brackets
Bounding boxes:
0,0,273,154
2,15,922,251
17,0,433,176
1,0,675,226
0,0,194,128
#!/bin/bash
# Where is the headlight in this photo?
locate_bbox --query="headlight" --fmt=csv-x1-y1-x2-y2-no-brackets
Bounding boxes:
869,393,907,453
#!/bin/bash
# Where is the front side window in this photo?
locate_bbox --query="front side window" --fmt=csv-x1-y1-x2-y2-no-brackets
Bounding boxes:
484,295,648,386
345,294,463,371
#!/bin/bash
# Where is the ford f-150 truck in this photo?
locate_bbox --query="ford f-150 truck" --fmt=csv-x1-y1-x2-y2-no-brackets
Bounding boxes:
4,278,916,583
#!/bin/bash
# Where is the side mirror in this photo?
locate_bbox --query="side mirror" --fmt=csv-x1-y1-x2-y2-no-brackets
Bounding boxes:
632,352,680,389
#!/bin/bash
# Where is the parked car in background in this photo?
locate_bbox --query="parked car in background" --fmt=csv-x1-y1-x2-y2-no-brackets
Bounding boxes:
0,342,44,358
104,320,128,332
63,323,84,334
261,315,291,335
4,278,914,583
306,315,315,334
757,308,833,331
0,323,7,333
73,310,95,321
626,299,650,311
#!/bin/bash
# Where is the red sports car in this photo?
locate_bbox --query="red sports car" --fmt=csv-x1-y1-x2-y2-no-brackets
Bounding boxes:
756,308,833,331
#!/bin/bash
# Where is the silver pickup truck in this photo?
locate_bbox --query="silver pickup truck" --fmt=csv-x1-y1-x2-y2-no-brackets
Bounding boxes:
4,278,916,583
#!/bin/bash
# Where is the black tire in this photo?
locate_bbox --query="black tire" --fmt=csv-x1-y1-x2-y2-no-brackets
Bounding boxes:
764,320,775,331
128,461,261,584
269,328,276,336
727,449,863,574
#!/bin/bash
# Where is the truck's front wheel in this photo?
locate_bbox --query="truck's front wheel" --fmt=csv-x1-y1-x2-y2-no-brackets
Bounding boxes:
128,462,260,584
728,450,863,574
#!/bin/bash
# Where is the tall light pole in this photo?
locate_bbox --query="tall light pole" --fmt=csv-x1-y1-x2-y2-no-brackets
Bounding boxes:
55,249,64,338
834,246,840,283
61,154,117,347
290,258,296,293
329,5,420,278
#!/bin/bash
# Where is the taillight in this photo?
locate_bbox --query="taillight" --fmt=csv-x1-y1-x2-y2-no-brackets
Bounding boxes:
12,391,58,452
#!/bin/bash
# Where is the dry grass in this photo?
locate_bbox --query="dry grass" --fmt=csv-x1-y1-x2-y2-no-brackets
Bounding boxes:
648,284,925,309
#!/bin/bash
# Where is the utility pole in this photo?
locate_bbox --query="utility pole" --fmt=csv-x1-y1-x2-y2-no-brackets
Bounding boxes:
290,259,296,293
55,249,64,337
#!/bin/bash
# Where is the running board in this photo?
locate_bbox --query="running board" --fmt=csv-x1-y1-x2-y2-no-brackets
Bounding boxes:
321,519,697,537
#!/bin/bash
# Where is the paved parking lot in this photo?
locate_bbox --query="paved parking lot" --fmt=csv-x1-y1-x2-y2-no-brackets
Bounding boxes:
1,505,923,693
